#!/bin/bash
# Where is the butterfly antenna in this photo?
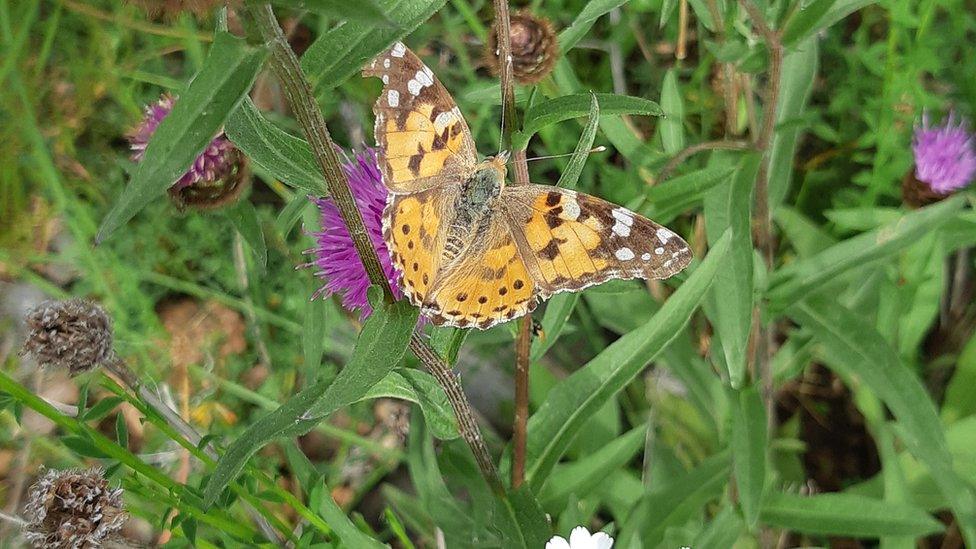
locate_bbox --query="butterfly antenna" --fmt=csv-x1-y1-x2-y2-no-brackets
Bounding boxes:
521,146,607,163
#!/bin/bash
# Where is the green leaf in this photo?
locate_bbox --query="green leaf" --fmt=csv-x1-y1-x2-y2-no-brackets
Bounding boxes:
774,205,837,258
525,230,733,488
115,412,128,448
226,200,267,270
303,296,327,372
660,0,679,27
760,492,942,537
782,0,837,45
81,396,124,422
300,0,446,91
538,424,645,511
530,293,580,361
273,0,393,24
61,434,110,459
768,36,818,206
555,93,600,189
365,368,459,440
618,451,731,547
225,98,323,194
943,333,976,423
783,0,877,47
703,153,758,387
97,33,267,243
693,506,744,548
659,69,685,155
789,297,976,543
559,0,630,52
513,93,662,151
767,196,965,309
308,479,386,548
204,289,418,507
731,384,767,528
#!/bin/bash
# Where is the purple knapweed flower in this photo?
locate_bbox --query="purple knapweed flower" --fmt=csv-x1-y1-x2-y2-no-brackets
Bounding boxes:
304,148,402,320
128,93,238,190
912,112,976,195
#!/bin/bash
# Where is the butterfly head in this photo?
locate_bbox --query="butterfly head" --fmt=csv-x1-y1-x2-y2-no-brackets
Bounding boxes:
483,151,510,180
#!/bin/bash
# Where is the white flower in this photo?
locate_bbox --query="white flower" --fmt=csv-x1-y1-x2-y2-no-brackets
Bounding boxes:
546,526,614,549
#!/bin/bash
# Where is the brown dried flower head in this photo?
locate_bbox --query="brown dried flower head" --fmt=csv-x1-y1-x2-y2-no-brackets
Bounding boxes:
23,468,127,549
901,168,947,209
127,0,237,20
22,299,115,376
486,10,559,84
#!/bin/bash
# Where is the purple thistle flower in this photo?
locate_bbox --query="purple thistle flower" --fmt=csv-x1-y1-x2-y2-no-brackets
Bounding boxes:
304,148,402,320
912,112,976,195
129,93,238,190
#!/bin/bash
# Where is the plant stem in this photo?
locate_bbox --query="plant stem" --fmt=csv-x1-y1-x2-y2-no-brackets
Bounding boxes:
248,3,502,494
739,0,783,426
657,140,752,182
409,334,505,494
248,3,393,301
492,0,533,489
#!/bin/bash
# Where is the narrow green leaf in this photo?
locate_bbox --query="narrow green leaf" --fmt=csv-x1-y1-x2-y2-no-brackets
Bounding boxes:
774,205,837,258
559,0,630,52
539,424,645,511
204,289,418,507
619,451,731,547
303,295,327,372
226,200,267,270
97,33,267,242
767,196,965,309
82,396,124,422
365,369,459,440
61,434,109,459
943,333,976,423
782,0,837,45
308,480,385,548
704,153,758,387
530,293,580,361
300,0,446,91
555,93,600,189
225,99,323,194
645,166,736,205
514,93,662,150
525,230,733,488
731,384,767,528
768,37,818,206
659,0,678,27
760,492,942,537
273,0,393,24
115,412,128,448
659,69,685,155
693,506,744,548
789,297,976,543
783,0,877,46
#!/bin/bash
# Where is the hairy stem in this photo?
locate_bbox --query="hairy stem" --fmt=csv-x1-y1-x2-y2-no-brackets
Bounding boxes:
492,0,533,488
249,3,502,494
739,0,783,425
248,3,393,301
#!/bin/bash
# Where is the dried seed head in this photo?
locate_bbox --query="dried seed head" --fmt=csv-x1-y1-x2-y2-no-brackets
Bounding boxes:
22,468,127,549
901,168,947,208
127,0,237,20
22,300,115,376
486,11,559,84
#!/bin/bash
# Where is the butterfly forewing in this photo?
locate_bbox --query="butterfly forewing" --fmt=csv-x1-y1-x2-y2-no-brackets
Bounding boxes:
501,185,692,296
364,42,477,194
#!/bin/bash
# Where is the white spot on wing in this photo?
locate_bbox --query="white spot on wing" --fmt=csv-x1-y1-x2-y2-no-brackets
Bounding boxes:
562,199,581,220
433,111,455,131
641,252,652,261
611,208,634,226
615,247,635,261
407,79,422,96
387,89,399,107
383,58,391,69
391,42,406,57
382,74,389,84
612,221,631,237
655,247,664,255
656,227,675,244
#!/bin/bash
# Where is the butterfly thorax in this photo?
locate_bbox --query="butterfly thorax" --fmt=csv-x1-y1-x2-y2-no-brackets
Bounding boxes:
442,160,506,264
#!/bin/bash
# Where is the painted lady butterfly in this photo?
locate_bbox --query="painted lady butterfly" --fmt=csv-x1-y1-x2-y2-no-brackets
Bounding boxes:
364,42,692,330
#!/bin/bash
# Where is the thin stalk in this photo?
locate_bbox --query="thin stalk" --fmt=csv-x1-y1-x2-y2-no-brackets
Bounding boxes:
657,140,752,182
739,0,783,426
247,3,502,494
492,0,532,489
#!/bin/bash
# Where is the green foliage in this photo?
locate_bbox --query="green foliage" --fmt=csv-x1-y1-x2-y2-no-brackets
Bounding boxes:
5,0,976,547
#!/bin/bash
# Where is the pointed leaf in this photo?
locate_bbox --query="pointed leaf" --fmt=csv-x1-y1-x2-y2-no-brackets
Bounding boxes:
760,492,942,537
555,93,600,189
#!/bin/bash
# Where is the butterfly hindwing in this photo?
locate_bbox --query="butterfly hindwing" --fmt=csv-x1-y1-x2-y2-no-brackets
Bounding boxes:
423,215,537,330
364,42,477,193
502,185,693,296
383,186,456,306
